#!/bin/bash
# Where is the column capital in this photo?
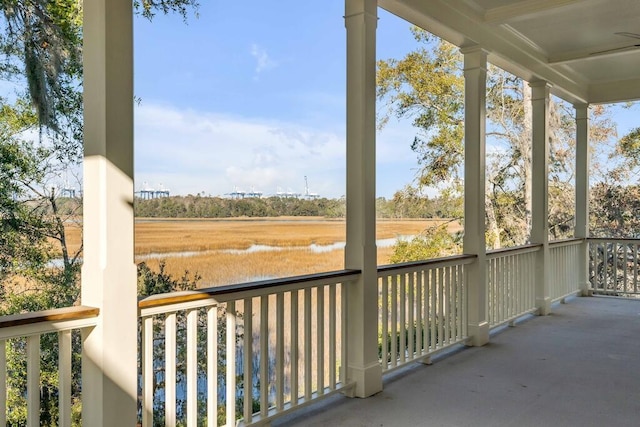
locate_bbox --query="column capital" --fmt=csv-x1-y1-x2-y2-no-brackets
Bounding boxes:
530,80,552,100
529,79,552,89
574,103,589,119
345,0,377,21
460,44,489,56
461,45,489,71
529,80,552,102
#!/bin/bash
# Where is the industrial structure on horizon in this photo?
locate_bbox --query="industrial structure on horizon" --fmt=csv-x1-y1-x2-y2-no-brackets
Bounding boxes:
135,182,170,199
226,176,321,200
132,177,322,200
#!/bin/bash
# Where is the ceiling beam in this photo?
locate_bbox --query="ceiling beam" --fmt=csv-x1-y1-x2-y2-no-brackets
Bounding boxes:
484,0,583,24
549,45,640,65
589,77,640,104
380,0,588,103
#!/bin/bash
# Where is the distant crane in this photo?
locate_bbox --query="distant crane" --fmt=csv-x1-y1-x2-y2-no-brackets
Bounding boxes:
226,186,263,199
276,186,301,199
155,183,170,198
304,176,320,199
136,182,170,199
60,174,77,198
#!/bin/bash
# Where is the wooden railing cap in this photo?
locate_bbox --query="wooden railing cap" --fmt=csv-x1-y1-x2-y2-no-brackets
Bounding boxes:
0,305,100,329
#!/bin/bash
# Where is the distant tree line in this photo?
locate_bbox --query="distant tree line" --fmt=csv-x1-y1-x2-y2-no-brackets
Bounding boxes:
132,192,462,219
134,195,346,218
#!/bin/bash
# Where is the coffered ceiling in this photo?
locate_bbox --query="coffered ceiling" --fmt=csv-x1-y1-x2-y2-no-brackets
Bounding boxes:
379,0,640,104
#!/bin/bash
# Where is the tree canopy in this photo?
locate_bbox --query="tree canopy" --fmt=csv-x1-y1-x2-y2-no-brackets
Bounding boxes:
0,0,198,144
377,28,622,257
0,3,199,423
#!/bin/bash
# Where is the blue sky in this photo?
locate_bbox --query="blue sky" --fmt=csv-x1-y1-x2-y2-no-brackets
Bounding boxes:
133,1,419,198
132,1,637,199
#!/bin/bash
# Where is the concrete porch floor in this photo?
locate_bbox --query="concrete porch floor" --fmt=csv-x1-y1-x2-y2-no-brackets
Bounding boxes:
274,296,640,427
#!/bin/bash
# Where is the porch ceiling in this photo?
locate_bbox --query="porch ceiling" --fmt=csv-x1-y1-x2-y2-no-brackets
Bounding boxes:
379,0,640,105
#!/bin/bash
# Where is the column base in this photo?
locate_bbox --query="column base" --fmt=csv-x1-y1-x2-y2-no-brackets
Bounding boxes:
344,361,382,398
466,321,490,347
536,297,552,316
579,282,593,297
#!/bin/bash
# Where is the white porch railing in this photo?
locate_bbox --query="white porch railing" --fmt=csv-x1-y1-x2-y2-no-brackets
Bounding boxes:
486,245,540,328
589,238,640,297
2,239,625,424
0,306,99,427
549,239,583,302
138,270,358,427
377,255,475,372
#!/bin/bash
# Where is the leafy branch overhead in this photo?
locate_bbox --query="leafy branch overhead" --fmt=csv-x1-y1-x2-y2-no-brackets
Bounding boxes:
0,3,198,423
1,0,199,141
377,28,464,187
616,127,640,169
377,27,620,252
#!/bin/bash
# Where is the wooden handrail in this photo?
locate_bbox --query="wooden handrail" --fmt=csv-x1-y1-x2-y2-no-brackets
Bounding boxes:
0,306,99,329
549,238,584,247
377,254,477,274
487,243,542,256
588,237,640,243
138,269,361,310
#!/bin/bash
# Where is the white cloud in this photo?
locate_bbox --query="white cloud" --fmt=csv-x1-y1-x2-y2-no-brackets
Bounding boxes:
134,103,345,197
133,103,422,199
250,44,277,75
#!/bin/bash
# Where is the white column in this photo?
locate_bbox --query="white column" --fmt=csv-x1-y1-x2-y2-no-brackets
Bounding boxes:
344,0,382,398
81,0,137,424
530,81,551,315
575,104,591,296
462,46,489,346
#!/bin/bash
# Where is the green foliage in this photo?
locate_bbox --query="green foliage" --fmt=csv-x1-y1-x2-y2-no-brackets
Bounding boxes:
135,192,467,220
135,195,347,219
0,96,82,288
137,260,200,296
377,184,462,219
378,28,620,256
590,183,640,238
389,224,462,264
377,28,464,187
1,3,200,423
615,127,640,170
0,0,82,134
1,0,198,144
134,0,200,21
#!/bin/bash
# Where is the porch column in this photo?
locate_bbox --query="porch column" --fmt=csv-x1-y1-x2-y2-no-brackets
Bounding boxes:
462,46,489,346
530,81,551,315
575,104,591,296
344,0,383,398
81,0,137,424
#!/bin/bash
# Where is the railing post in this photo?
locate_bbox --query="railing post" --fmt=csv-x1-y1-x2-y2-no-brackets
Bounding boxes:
344,0,383,397
462,46,489,346
575,104,591,296
81,0,137,424
531,81,551,315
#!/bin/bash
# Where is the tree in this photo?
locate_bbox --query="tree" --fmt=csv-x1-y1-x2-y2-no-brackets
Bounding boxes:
377,28,617,257
390,224,462,263
1,2,200,424
1,1,199,141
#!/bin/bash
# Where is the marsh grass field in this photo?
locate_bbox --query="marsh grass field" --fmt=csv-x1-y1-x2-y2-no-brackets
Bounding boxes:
61,217,461,413
65,217,460,287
